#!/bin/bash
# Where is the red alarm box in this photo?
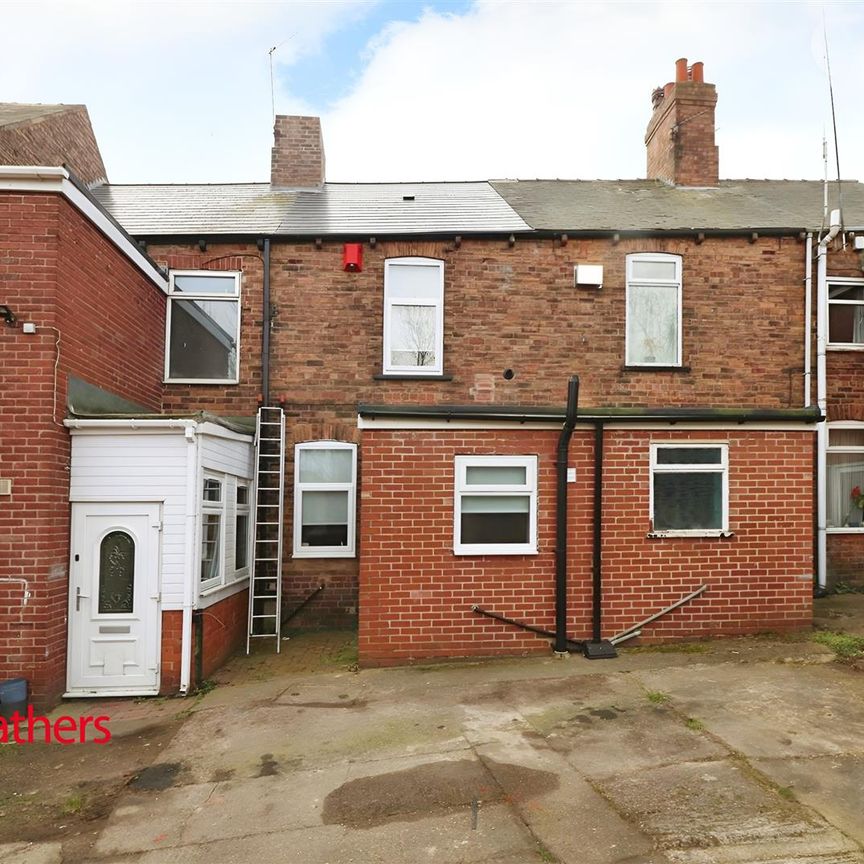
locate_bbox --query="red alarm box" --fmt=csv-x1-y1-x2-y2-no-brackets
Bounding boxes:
343,243,363,272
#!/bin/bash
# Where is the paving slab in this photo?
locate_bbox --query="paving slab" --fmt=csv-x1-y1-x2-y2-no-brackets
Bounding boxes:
636,663,864,758
752,755,864,847
598,758,861,863
84,805,535,864
94,783,216,856
0,843,62,864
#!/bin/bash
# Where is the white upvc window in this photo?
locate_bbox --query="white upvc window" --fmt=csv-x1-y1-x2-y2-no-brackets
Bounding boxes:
826,424,864,531
235,483,251,571
165,270,241,383
200,476,224,591
625,253,682,367
650,443,728,536
828,278,864,348
454,455,538,555
383,257,444,375
293,442,357,558
200,473,252,593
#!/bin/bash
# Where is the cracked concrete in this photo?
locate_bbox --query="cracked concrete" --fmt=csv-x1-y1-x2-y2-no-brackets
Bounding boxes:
5,625,864,863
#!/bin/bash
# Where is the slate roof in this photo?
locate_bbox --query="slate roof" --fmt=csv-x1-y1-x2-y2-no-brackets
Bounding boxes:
489,179,864,232
0,103,79,128
91,181,531,236
92,177,864,237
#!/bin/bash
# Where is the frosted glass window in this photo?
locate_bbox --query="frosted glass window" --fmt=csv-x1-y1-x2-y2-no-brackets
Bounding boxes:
383,258,444,374
294,443,357,557
299,449,354,484
99,531,135,614
626,254,682,367
465,465,527,485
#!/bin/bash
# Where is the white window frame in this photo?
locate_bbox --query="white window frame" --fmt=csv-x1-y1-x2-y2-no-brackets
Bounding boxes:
293,441,358,559
827,277,864,350
165,269,242,384
383,257,444,376
454,455,538,555
234,482,251,573
200,473,253,595
200,474,225,592
649,443,729,537
625,253,683,367
826,422,864,532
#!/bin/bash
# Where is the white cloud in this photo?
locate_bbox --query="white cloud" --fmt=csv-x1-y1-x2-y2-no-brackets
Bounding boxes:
1,0,862,184
321,0,864,183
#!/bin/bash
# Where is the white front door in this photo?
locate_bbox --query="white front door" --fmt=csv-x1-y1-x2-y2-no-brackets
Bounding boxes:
67,502,161,696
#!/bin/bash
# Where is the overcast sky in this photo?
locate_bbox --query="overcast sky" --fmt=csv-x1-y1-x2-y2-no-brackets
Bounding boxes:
2,0,863,185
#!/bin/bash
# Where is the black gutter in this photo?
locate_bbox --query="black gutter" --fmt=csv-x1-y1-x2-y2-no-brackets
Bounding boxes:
555,377,580,654
261,237,272,405
358,403,823,424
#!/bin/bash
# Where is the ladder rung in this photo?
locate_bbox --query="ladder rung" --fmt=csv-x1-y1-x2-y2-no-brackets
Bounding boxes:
257,487,281,491
254,557,280,562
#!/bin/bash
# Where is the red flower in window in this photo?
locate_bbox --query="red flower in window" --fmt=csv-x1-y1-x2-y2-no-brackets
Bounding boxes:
851,487,864,509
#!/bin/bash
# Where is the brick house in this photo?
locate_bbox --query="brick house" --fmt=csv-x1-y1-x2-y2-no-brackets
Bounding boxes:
2,60,864,705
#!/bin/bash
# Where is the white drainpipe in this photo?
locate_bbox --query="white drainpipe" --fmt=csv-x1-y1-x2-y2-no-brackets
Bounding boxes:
179,424,199,694
804,233,813,407
816,209,842,589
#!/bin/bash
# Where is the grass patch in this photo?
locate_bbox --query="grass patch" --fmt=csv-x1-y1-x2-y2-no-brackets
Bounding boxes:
812,630,864,659
645,690,670,705
831,581,864,595
195,678,217,696
332,640,359,667
61,793,86,815
536,842,559,863
685,717,704,731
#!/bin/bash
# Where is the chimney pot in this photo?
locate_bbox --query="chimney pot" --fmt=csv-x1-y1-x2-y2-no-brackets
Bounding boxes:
675,57,688,82
690,61,704,83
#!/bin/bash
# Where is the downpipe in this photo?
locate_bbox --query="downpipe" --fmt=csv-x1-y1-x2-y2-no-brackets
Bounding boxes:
816,210,842,591
554,376,580,654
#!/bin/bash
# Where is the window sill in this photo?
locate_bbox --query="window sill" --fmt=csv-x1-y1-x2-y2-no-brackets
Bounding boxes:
454,546,538,556
827,345,864,352
374,373,454,381
647,530,735,539
165,379,240,385
827,527,864,534
622,365,691,373
293,548,356,559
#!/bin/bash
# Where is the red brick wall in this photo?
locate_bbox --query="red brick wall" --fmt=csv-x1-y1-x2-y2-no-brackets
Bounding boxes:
159,589,249,693
827,535,864,588
358,427,814,663
0,191,164,706
0,106,107,186
271,116,325,188
144,233,809,633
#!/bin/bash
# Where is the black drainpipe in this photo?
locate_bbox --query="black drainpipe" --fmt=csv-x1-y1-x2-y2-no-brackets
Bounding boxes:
261,237,272,406
554,376,580,654
583,421,617,659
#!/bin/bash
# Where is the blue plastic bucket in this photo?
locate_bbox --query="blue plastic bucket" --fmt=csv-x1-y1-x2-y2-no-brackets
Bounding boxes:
0,678,28,720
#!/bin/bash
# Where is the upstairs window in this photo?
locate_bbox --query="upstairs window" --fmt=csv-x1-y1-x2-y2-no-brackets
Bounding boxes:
166,271,241,383
650,444,728,535
828,280,864,347
454,456,538,555
625,253,682,367
293,442,357,558
383,258,444,375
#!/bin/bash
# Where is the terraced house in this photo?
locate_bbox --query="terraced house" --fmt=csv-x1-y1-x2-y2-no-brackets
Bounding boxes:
2,59,864,707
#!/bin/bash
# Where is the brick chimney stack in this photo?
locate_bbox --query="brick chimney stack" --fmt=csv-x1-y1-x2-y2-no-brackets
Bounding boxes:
645,58,719,187
270,115,326,188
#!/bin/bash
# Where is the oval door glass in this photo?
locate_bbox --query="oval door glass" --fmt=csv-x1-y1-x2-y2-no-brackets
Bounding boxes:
99,531,135,614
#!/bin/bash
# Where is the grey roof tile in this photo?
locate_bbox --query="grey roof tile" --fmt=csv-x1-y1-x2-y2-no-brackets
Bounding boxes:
92,181,531,236
490,179,864,231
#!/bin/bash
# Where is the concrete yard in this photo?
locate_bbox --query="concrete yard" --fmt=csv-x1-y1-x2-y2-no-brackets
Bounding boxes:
2,616,864,864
